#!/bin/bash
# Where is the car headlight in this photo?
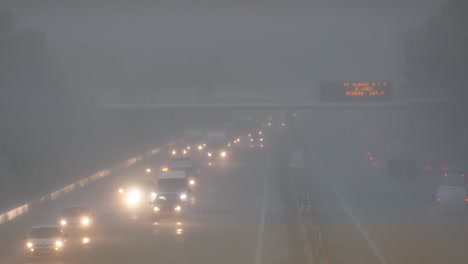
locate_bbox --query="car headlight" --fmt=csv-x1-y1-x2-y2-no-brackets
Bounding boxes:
207,152,212,157
172,150,176,155
27,242,33,248
189,179,195,185
174,206,181,211
60,220,67,225
198,145,203,150
81,217,90,226
118,188,124,194
82,237,90,244
151,192,157,199
55,241,63,247
260,138,263,142
153,207,160,212
180,194,187,200
221,151,226,157
146,168,152,173
183,150,187,154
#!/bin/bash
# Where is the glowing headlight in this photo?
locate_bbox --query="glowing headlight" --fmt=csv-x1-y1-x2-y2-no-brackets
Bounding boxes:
248,134,251,137
268,122,271,126
81,217,90,226
198,145,203,150
55,241,63,247
153,207,160,212
174,206,181,211
118,188,124,194
189,179,195,185
221,151,226,157
60,219,67,225
82,237,90,244
227,143,231,147
259,131,262,135
127,190,141,205
187,146,191,150
151,192,157,199
281,123,285,127
27,242,33,248
183,150,187,154
260,138,263,142
180,194,187,200
146,168,152,173
172,150,176,155
207,152,212,157
250,138,254,142
237,138,240,142
260,144,264,148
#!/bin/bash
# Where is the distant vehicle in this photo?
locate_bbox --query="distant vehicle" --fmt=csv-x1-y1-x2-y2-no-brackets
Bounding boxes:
441,168,465,183
150,193,184,219
24,225,67,257
205,130,228,161
434,186,468,212
59,207,93,229
387,159,418,179
170,158,200,186
157,170,191,203
117,180,157,208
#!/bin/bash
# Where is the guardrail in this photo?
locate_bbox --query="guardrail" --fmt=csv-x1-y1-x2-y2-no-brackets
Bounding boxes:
0,147,162,225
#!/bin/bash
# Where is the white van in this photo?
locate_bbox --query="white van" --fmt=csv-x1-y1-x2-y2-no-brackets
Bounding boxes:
434,186,468,212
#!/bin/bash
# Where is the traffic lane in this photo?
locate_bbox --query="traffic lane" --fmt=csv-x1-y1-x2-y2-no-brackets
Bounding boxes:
0,154,165,263
306,143,468,264
1,141,300,264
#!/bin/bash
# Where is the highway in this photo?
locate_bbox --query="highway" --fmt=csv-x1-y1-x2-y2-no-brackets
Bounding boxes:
295,116,468,264
0,131,305,264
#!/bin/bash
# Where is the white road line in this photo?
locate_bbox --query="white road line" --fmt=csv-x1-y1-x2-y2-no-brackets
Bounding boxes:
317,155,388,264
289,173,315,264
255,171,268,264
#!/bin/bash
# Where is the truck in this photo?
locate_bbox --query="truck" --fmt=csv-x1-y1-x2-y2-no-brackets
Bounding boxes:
170,157,200,186
205,130,228,161
151,170,191,218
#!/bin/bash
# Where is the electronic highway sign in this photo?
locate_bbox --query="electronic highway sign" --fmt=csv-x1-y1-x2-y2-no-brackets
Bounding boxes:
319,81,392,102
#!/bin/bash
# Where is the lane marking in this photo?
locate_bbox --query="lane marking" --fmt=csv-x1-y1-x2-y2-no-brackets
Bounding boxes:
289,172,315,264
315,154,388,264
255,170,268,264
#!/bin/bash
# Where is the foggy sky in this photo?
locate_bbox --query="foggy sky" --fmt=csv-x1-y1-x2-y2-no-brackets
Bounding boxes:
3,0,446,97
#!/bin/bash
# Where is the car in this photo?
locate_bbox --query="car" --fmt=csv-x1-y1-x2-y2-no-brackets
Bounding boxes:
23,225,67,257
59,207,93,229
150,193,185,220
441,168,465,182
434,186,468,213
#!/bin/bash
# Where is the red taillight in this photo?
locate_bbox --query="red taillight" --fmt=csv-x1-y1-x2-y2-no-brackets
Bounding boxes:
437,198,441,202
369,157,374,160
462,174,465,178
373,162,377,166
465,199,468,202
441,166,447,170
366,152,371,156
444,173,448,177
425,166,432,171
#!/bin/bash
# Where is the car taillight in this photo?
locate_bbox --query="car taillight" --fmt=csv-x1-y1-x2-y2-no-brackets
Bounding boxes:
441,166,447,170
444,173,448,177
437,198,441,202
462,174,465,178
366,152,371,156
425,166,432,171
465,199,468,202
369,157,374,160
373,162,377,166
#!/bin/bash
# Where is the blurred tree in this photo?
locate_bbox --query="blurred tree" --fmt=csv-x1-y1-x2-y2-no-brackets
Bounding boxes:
403,0,468,100
403,0,468,159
